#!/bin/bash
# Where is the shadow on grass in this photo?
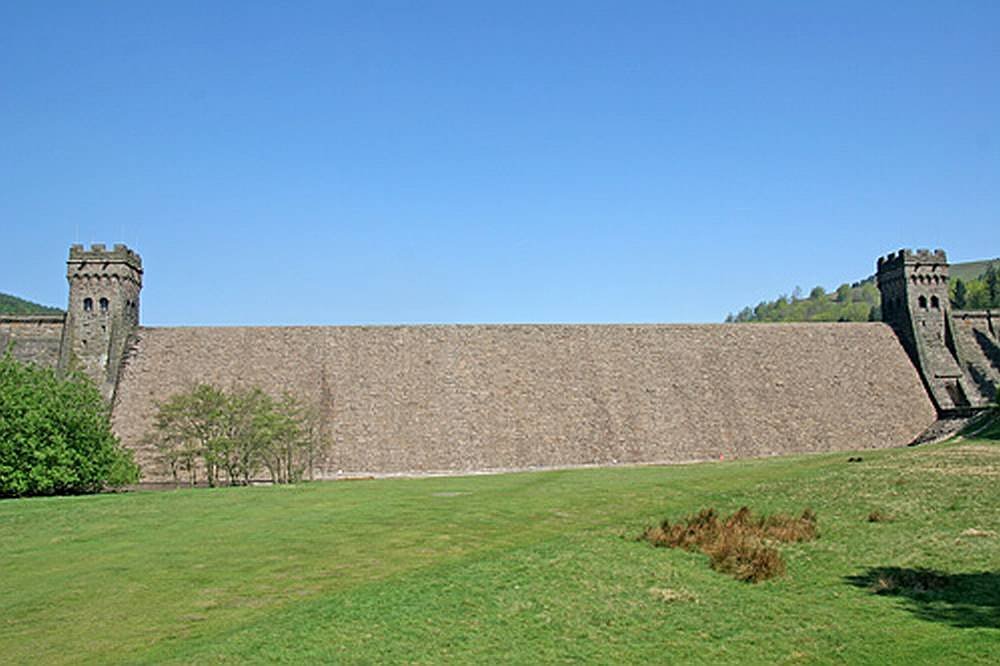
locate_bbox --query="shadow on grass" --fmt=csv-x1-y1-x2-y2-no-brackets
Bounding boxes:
845,567,1000,629
965,411,1000,441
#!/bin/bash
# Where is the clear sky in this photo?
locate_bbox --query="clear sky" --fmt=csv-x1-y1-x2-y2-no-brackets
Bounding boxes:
2,1,997,326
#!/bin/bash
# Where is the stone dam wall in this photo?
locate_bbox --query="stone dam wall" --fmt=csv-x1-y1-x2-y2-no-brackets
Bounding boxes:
112,322,937,480
0,315,65,368
951,310,1000,400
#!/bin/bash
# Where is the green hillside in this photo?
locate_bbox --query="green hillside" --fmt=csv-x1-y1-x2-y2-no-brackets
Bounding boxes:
728,258,998,323
951,259,999,283
0,292,63,316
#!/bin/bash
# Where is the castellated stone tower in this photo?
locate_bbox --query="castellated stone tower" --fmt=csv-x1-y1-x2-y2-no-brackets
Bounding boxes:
876,248,981,414
58,244,142,400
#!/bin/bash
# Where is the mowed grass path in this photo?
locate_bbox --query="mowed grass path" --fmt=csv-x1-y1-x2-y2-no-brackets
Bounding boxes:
2,430,999,664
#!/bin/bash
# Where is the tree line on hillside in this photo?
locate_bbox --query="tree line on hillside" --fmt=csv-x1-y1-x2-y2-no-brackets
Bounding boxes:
952,264,1000,310
727,262,999,323
726,281,881,323
0,292,63,316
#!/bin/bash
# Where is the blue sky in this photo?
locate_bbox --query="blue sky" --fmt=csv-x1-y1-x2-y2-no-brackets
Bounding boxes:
2,1,997,326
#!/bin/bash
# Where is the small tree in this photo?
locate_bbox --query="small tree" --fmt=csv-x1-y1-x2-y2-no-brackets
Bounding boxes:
953,278,968,309
145,383,324,486
985,265,999,307
147,383,230,486
0,352,139,497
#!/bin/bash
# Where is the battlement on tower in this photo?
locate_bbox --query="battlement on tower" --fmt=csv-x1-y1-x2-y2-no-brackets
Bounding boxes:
69,243,143,264
876,248,948,272
877,248,950,294
68,244,143,277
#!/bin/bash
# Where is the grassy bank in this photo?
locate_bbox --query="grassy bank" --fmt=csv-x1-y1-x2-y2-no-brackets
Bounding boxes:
1,432,997,663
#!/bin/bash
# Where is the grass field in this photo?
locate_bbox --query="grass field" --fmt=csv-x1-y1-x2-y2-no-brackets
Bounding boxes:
2,425,998,664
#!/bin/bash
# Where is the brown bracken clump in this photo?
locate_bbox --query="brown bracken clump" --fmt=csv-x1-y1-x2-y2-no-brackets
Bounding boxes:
640,506,818,583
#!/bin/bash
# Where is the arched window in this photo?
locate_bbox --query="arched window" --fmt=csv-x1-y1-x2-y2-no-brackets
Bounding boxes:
83,297,93,312
99,297,109,312
918,295,928,309
931,295,940,309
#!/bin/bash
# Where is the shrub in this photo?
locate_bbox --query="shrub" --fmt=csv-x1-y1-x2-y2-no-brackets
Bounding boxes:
640,506,817,583
0,352,139,497
704,530,785,583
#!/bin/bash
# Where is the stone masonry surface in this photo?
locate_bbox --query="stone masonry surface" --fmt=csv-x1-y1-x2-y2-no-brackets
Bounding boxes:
951,310,1000,400
113,322,937,481
1,316,65,367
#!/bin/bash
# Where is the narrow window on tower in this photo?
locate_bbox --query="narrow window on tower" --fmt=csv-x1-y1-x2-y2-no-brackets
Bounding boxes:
99,298,109,312
83,298,93,312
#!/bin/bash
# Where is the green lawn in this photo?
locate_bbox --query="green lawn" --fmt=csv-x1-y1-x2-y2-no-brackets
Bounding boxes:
2,429,998,664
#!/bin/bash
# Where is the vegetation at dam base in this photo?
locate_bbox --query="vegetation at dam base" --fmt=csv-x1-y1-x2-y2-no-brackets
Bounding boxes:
144,383,325,487
0,353,137,497
0,347,323,494
1,426,997,663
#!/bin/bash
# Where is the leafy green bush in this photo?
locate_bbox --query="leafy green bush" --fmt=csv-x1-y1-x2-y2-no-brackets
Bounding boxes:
0,353,139,497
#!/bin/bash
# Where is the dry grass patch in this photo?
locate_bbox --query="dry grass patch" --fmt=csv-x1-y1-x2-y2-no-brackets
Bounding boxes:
640,507,817,583
911,444,1000,478
647,587,699,604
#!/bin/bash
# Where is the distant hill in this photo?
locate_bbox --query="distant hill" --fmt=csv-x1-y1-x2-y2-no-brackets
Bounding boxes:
726,258,998,323
726,279,881,323
0,293,63,316
950,258,999,283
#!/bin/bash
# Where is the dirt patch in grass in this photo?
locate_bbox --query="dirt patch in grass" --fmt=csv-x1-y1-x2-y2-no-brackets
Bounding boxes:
640,506,817,583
